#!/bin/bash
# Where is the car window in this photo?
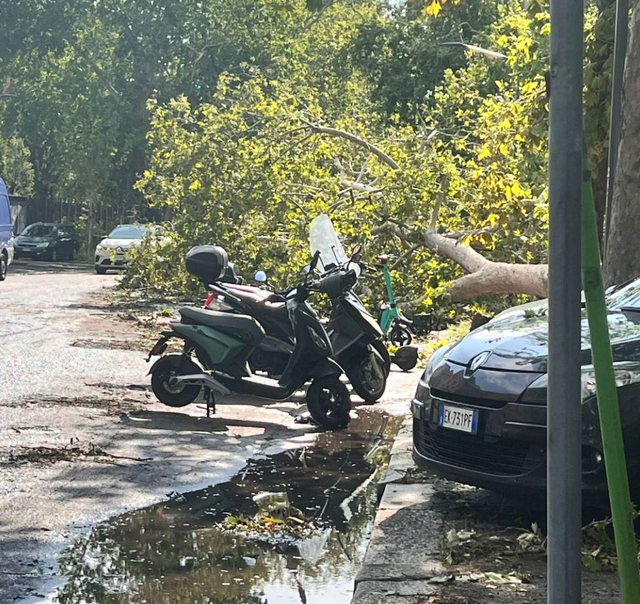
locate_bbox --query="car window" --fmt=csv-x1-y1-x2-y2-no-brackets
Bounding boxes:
22,224,56,237
108,225,146,239
608,278,640,309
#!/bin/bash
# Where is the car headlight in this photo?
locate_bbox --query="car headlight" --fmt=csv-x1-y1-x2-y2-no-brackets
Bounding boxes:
526,361,640,402
414,342,454,404
423,342,454,385
96,245,107,253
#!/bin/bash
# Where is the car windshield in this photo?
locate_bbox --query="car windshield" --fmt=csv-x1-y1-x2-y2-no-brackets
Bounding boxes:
22,224,56,237
607,278,640,310
108,225,146,239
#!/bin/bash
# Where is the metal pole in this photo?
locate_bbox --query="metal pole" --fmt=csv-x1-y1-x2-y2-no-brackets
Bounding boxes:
547,0,584,600
604,0,629,254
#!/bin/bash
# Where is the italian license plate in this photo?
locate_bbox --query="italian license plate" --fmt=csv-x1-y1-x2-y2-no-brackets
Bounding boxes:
438,404,478,434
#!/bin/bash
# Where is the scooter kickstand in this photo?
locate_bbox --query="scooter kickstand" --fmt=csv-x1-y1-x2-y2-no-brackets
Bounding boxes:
204,387,216,418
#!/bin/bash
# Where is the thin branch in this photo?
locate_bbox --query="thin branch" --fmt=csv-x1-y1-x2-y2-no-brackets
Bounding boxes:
338,178,383,194
301,119,400,170
391,244,420,270
430,174,449,230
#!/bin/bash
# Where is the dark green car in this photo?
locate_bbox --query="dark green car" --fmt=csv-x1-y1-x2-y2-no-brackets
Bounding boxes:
14,222,80,261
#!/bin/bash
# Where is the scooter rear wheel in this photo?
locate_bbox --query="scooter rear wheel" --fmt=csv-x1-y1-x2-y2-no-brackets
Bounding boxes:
306,377,351,429
151,354,201,407
389,323,413,347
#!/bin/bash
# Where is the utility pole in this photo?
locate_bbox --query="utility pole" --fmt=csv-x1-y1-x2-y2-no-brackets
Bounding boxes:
547,0,584,601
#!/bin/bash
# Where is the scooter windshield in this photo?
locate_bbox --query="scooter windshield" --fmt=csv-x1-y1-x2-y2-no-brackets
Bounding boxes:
309,214,349,270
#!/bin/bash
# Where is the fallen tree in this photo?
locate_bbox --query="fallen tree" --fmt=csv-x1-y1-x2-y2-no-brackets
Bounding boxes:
373,220,549,301
422,231,548,300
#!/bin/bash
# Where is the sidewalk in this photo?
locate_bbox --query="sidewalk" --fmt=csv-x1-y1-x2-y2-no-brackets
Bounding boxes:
353,418,621,603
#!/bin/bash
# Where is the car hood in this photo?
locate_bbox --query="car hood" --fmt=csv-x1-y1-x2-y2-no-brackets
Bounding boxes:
99,238,141,249
446,301,640,373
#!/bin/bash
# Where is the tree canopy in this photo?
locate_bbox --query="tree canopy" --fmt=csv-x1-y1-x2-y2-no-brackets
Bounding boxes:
0,0,619,313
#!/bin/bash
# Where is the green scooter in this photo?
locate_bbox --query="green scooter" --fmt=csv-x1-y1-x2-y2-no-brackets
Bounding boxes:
146,245,353,429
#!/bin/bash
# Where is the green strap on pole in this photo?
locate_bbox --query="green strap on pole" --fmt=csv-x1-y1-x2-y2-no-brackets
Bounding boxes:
581,157,640,602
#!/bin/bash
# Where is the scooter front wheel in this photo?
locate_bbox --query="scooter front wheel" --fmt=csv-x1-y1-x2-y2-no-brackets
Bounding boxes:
371,339,391,376
151,354,201,407
347,350,387,402
306,377,351,430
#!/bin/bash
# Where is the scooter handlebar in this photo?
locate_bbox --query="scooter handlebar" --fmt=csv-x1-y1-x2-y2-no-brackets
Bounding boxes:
313,269,357,297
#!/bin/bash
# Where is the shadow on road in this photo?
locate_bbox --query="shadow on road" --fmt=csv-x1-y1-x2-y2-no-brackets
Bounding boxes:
10,258,98,275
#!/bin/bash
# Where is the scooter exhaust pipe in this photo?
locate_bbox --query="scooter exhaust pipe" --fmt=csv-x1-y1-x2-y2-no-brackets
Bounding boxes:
170,373,232,396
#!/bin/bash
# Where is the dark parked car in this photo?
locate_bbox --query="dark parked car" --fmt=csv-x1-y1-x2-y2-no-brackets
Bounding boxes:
412,283,640,500
15,222,80,261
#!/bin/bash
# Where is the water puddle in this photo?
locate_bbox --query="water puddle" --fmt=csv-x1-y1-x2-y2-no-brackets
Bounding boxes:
50,410,402,603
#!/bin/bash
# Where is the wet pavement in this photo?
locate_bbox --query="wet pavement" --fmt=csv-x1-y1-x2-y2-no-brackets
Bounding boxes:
47,411,402,603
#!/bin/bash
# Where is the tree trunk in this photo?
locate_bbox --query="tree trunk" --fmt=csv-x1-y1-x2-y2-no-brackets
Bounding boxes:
604,0,640,286
422,232,548,300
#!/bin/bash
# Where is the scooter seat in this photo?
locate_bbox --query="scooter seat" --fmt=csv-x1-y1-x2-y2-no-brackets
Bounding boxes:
179,307,265,345
223,285,292,337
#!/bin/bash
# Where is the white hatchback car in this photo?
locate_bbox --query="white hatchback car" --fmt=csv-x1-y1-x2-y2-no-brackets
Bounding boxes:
94,224,147,274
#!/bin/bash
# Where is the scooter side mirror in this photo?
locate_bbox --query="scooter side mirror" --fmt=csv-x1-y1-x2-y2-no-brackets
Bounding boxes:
350,243,363,263
255,270,267,282
309,249,321,272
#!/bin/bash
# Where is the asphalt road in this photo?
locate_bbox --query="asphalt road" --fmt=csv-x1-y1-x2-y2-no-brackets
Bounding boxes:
0,258,419,603
0,259,145,402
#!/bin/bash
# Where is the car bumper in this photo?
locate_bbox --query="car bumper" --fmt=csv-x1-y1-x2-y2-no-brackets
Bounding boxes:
410,378,630,499
15,246,49,257
95,251,127,268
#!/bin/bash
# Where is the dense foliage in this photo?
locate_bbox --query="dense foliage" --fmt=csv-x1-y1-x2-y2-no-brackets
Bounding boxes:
0,0,614,313
126,0,552,315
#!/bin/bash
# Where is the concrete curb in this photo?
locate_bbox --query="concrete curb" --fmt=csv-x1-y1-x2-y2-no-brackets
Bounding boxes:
352,416,446,603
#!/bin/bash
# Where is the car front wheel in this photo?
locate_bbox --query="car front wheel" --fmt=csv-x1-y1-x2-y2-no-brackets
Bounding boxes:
0,254,7,281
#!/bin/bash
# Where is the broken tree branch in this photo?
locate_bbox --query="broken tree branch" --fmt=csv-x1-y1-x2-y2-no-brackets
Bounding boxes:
423,231,548,300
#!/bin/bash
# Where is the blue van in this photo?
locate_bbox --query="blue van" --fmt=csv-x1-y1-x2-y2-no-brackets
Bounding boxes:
0,177,14,281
